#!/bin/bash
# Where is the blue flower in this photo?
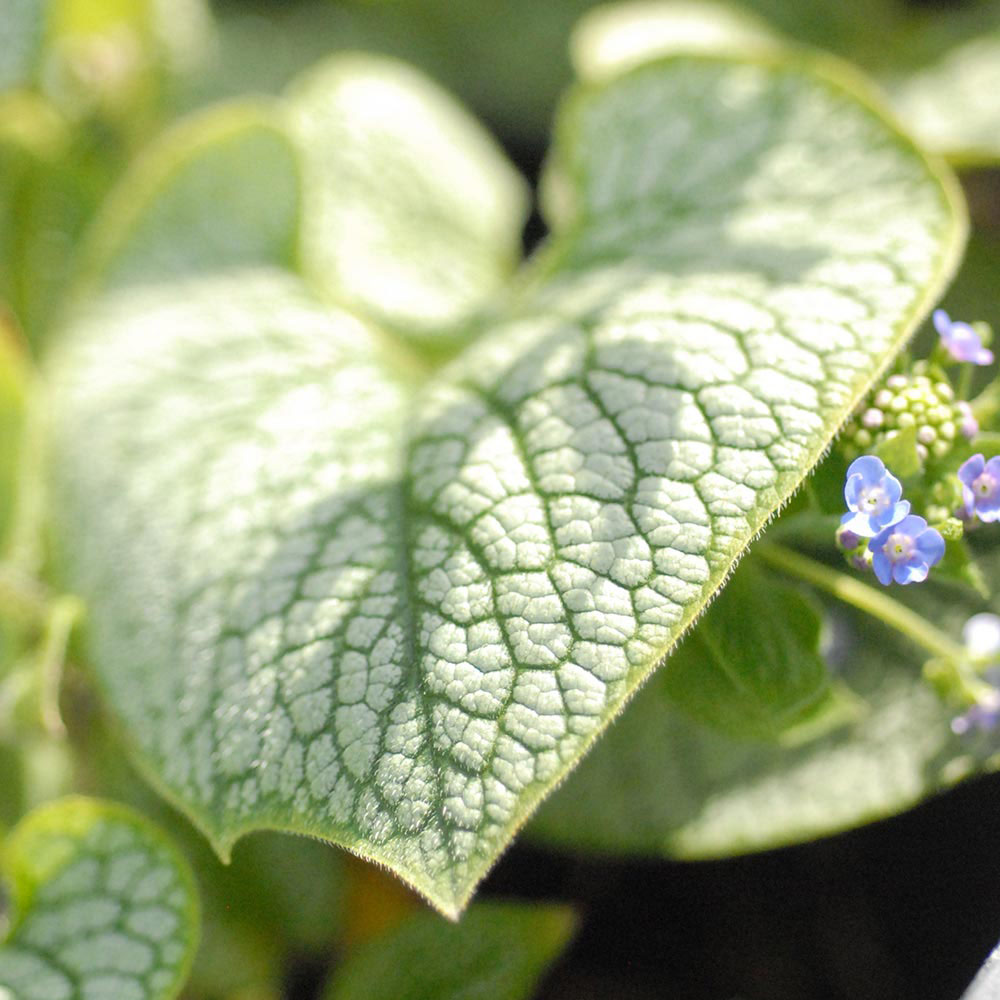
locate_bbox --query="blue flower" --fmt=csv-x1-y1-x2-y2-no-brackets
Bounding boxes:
869,514,945,585
951,693,1000,736
840,455,909,537
964,613,1000,662
934,309,994,366
958,453,1000,523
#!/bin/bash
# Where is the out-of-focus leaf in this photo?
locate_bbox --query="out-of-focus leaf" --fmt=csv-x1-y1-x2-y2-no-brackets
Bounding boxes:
0,0,46,93
0,797,199,1000
531,542,1000,858
324,902,575,1000
662,559,833,741
0,319,27,553
48,54,963,918
886,29,1000,166
571,0,779,80
287,54,528,344
529,611,965,857
76,104,300,293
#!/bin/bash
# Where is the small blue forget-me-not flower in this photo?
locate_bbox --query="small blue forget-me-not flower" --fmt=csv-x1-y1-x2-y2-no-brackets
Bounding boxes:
934,309,995,366
958,453,1000,523
951,614,1000,735
868,514,945,586
840,455,909,537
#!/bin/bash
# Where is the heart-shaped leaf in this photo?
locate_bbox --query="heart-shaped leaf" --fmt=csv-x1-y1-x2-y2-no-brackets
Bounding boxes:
48,53,964,916
0,797,199,1000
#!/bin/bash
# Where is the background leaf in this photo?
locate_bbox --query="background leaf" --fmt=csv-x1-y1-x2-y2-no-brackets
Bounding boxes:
529,535,1000,859
0,796,199,1000
0,0,46,93
661,559,833,742
528,587,964,857
323,902,574,1000
48,53,963,916
287,54,528,345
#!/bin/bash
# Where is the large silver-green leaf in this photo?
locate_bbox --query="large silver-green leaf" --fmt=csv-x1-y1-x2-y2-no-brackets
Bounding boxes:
323,902,574,1000
48,54,964,916
0,797,199,1000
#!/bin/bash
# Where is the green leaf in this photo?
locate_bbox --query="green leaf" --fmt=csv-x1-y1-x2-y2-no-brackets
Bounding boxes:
571,0,781,81
48,53,964,916
0,0,46,93
0,797,199,1000
0,322,27,554
529,598,965,858
323,902,574,1000
662,560,833,741
76,104,300,294
873,423,921,478
287,54,528,345
885,27,1000,166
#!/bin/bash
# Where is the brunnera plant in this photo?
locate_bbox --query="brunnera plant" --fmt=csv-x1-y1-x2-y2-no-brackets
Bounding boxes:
4,1,1000,997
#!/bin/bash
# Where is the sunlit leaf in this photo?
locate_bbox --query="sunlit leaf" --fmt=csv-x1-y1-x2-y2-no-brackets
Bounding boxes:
885,28,1000,165
571,0,779,81
48,53,964,916
0,797,199,1000
287,54,528,344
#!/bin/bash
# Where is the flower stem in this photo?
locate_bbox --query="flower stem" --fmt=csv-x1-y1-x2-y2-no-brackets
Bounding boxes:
756,543,967,663
0,561,51,625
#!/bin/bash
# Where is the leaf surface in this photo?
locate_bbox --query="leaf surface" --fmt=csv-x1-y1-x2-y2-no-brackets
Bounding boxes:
48,54,964,915
0,797,199,1000
324,902,574,1000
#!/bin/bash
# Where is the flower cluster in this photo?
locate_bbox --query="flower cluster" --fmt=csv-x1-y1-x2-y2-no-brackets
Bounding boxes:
840,372,977,464
838,456,945,585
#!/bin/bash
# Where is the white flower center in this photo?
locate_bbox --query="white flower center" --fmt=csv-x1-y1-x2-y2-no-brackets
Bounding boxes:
886,532,913,562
